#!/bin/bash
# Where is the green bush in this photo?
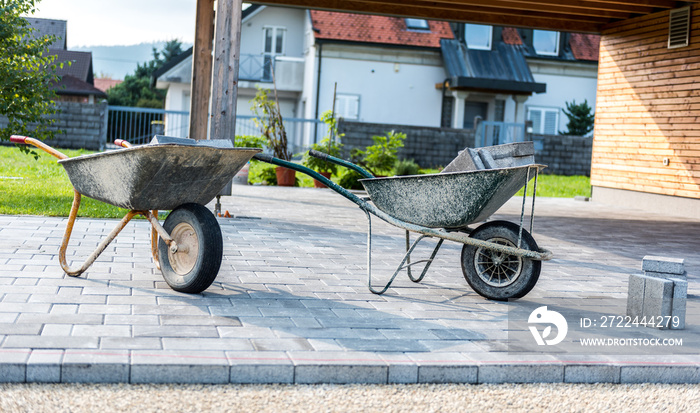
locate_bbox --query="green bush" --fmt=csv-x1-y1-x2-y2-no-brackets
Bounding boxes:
352,130,406,176
394,159,420,176
337,169,364,190
251,163,278,185
301,138,343,175
235,135,266,148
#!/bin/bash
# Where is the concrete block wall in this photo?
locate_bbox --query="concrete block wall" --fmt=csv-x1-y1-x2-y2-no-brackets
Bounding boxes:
1,101,107,151
531,134,593,176
338,120,476,169
338,121,592,175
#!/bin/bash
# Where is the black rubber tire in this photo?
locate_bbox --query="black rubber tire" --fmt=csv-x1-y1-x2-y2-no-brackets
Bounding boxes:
158,203,223,293
461,220,541,301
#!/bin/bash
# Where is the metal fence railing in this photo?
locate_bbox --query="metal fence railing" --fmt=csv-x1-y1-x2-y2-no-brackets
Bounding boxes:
475,120,527,148
107,106,189,145
107,106,329,153
235,115,328,154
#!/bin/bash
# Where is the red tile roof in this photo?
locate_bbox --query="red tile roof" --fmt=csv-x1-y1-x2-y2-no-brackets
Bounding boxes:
94,78,122,93
502,28,523,45
570,33,600,61
310,11,453,48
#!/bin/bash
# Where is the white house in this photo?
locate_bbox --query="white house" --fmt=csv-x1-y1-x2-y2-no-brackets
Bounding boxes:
154,5,599,147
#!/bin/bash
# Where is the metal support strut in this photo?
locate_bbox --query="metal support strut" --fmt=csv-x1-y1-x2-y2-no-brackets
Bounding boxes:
364,210,445,294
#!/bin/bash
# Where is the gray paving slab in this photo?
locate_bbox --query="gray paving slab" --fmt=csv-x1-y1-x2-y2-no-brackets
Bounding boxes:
26,349,63,383
0,185,699,384
61,350,130,383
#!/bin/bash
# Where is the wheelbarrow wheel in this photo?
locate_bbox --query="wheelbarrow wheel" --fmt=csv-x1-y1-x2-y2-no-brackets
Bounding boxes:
461,220,541,301
158,203,223,294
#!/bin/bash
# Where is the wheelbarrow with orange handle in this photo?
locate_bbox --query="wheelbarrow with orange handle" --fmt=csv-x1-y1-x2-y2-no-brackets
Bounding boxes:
10,135,260,293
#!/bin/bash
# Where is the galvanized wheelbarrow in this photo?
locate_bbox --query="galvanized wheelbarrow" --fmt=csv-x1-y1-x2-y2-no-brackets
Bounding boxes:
10,135,261,294
255,142,552,300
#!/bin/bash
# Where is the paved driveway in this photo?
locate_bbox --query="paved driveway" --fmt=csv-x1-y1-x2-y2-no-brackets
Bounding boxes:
0,185,698,384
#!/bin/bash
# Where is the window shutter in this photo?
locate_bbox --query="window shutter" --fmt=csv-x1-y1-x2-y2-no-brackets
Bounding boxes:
544,111,558,135
528,109,542,134
668,6,691,49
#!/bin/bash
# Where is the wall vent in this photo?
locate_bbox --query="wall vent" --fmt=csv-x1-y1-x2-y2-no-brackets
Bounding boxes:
668,6,691,49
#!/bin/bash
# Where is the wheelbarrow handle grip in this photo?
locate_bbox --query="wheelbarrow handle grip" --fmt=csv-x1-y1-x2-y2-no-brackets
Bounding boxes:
308,150,374,179
253,153,273,162
9,135,68,159
309,149,329,161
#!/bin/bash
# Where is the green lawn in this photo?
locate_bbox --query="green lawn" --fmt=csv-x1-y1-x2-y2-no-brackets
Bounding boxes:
1,146,591,218
0,146,127,218
517,173,591,198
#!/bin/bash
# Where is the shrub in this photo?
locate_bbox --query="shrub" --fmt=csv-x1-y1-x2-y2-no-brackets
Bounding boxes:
394,159,420,176
352,130,406,176
338,169,364,190
235,135,267,148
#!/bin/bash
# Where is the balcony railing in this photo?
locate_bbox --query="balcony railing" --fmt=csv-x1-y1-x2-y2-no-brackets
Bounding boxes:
239,54,304,91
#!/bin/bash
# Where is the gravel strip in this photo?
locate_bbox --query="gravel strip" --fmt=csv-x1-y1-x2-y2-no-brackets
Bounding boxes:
1,383,699,412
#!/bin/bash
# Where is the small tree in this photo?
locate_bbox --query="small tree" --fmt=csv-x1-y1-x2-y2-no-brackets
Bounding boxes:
0,0,61,143
561,99,594,136
250,87,291,161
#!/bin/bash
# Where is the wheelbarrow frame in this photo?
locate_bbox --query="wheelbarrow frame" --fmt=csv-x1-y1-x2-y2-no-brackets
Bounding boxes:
9,136,178,277
254,150,552,297
9,136,257,294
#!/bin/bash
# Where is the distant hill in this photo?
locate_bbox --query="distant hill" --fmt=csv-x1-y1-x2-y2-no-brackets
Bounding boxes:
73,42,192,80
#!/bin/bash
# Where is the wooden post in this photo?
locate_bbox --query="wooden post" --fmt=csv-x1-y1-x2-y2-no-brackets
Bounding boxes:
189,0,215,140
210,0,242,144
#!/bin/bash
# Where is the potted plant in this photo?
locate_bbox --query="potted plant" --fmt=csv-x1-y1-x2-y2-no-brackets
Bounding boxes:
250,87,295,186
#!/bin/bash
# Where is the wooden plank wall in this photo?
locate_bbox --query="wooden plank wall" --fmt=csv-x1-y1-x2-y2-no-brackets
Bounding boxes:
593,6,700,199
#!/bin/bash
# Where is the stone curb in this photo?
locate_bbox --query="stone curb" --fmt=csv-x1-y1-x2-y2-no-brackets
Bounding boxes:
1,351,699,384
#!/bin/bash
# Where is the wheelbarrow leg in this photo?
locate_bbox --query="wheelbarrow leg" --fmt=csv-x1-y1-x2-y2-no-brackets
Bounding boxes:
59,189,140,276
364,211,444,295
150,210,161,271
405,230,444,283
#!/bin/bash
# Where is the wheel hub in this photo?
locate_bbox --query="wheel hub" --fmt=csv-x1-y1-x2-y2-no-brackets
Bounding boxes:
168,222,199,275
473,237,522,287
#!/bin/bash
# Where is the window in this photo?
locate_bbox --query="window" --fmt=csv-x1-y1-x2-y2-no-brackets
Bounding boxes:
527,107,559,135
405,18,429,30
263,26,286,55
262,26,286,80
335,94,360,120
533,30,560,56
465,24,492,50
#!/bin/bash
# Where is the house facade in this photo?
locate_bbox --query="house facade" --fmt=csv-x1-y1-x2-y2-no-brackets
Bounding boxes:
155,5,598,149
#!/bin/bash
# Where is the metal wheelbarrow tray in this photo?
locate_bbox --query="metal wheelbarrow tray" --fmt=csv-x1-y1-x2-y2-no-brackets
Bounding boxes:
11,135,261,294
59,143,254,211
256,143,552,301
359,166,538,229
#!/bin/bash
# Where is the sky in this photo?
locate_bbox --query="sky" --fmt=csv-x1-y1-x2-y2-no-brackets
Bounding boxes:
31,0,197,47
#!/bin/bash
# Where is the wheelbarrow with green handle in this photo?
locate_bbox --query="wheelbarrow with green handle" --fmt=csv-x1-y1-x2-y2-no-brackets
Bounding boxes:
254,145,552,301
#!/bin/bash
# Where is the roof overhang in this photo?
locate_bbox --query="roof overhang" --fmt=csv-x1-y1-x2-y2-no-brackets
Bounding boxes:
449,76,546,95
253,0,699,33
